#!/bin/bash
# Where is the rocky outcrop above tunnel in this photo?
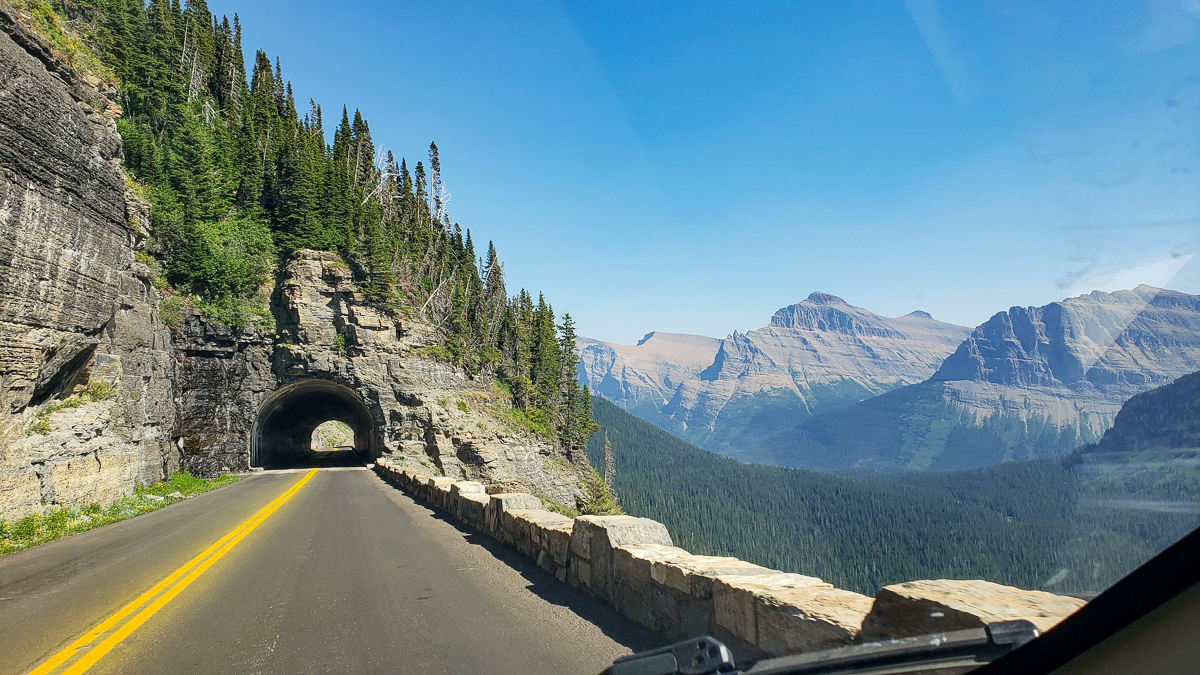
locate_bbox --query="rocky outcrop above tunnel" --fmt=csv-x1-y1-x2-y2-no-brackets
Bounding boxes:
171,309,273,477
267,250,585,505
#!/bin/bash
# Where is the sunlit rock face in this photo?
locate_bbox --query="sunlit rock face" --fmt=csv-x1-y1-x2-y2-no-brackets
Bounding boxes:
763,286,1200,472
932,285,1200,433
578,293,969,459
0,13,129,418
0,13,178,522
264,250,588,505
576,332,721,420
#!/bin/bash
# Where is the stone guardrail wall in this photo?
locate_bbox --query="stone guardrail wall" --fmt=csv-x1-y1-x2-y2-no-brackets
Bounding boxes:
374,461,1086,660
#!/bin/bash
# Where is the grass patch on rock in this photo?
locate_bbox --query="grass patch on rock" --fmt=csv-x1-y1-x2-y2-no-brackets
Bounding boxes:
7,0,115,85
490,402,554,440
0,471,240,555
539,496,579,519
25,381,117,436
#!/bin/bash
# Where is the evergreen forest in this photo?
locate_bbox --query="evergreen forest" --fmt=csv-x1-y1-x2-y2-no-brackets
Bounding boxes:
22,0,596,451
587,396,1200,597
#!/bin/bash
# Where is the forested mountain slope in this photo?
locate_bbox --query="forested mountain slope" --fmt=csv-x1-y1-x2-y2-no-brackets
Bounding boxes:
588,368,1200,597
586,397,1068,595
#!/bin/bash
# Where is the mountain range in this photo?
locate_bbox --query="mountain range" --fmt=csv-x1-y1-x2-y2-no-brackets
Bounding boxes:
578,292,970,459
579,285,1200,471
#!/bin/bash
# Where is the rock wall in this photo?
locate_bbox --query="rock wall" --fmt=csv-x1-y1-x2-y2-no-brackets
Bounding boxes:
0,7,179,521
376,463,1086,662
171,311,273,477
0,6,127,418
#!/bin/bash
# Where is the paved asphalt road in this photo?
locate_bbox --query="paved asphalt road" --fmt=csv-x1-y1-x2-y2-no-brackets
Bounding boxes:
0,467,659,674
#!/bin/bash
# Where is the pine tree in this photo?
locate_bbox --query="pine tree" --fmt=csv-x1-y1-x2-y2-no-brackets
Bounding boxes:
428,141,442,225
577,467,622,516
602,430,616,498
413,161,428,225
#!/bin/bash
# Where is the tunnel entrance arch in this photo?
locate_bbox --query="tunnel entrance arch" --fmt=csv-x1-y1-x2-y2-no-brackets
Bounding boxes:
251,380,382,468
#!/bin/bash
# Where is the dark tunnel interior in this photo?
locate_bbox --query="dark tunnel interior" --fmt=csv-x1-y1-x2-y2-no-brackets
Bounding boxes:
252,380,380,469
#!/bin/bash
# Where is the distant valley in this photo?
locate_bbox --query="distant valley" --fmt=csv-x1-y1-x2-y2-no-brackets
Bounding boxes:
587,365,1200,596
579,285,1200,472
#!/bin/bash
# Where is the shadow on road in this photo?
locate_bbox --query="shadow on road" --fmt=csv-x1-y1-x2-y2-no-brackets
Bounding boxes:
263,449,366,470
374,472,662,655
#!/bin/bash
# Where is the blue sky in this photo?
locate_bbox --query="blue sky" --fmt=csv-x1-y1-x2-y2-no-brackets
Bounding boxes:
211,0,1200,344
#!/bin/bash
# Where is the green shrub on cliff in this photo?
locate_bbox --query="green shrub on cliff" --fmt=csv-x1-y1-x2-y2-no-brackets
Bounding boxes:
168,216,273,299
576,467,623,516
25,381,118,436
7,0,113,82
158,295,183,327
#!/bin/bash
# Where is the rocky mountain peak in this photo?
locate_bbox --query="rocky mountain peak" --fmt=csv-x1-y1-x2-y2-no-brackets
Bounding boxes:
931,286,1200,392
579,293,971,459
806,291,846,305
769,294,904,338
908,310,933,319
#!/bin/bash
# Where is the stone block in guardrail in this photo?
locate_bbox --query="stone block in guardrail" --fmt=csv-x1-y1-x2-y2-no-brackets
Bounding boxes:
653,554,776,600
713,574,873,655
569,516,673,604
858,579,1088,640
426,477,455,509
449,481,486,520
612,544,692,630
536,519,574,579
484,493,543,538
512,509,574,563
647,553,778,643
458,493,490,530
409,472,431,496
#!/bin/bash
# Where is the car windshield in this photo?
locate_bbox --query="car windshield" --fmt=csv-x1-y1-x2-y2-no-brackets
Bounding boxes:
0,2,1197,674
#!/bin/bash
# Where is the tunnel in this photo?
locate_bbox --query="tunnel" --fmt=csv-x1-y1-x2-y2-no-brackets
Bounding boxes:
251,380,381,469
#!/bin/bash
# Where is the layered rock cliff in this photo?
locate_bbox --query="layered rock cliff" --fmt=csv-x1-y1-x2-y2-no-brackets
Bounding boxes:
0,8,178,521
579,293,970,459
266,250,586,501
931,285,1200,429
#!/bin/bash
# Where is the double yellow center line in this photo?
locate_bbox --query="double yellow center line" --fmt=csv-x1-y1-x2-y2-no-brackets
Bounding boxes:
29,468,318,675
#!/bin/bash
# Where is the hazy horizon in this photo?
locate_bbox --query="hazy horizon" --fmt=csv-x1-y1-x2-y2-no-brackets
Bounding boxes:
580,282,1190,345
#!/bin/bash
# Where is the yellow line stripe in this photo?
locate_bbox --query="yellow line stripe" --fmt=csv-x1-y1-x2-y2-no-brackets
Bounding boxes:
29,469,317,675
27,489,282,675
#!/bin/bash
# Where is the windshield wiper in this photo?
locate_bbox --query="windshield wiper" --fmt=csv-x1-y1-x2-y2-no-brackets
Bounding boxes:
605,620,1038,675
